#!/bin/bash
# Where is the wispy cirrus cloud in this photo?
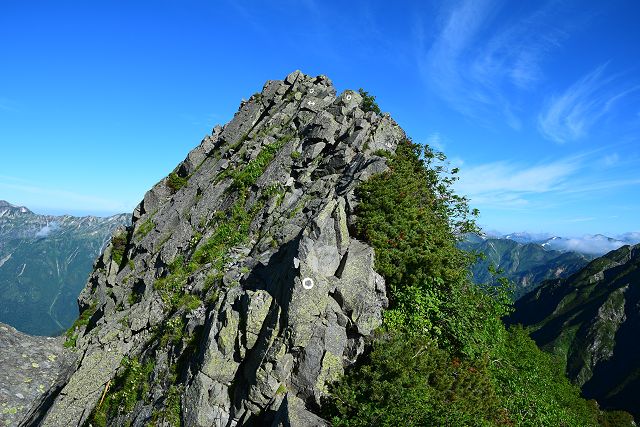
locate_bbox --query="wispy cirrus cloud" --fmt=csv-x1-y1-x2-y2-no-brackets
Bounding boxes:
425,132,446,152
456,148,640,210
538,63,640,143
416,0,571,128
455,157,580,207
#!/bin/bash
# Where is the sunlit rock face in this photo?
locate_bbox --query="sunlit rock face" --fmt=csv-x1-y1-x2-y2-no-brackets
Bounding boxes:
22,71,404,426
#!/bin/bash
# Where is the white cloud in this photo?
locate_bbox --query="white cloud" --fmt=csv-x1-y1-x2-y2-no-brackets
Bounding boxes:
545,234,627,255
456,158,579,207
417,0,568,127
35,222,60,238
538,64,640,143
618,232,640,245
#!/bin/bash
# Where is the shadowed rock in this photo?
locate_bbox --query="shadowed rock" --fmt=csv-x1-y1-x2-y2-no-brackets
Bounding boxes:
18,70,404,426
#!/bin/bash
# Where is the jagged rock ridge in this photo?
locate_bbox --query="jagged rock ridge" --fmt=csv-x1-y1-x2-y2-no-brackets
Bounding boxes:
509,244,640,418
23,70,405,426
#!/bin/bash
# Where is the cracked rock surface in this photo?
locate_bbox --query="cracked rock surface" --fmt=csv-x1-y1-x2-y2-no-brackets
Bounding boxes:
0,323,73,426
19,70,405,426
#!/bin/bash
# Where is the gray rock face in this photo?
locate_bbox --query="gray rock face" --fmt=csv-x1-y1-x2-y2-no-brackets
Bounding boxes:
0,323,73,426
22,70,405,426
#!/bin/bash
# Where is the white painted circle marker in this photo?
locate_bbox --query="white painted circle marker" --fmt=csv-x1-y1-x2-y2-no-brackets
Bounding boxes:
302,277,314,290
345,94,352,101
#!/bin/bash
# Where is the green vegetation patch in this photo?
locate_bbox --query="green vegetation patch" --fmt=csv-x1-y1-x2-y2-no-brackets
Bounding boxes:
86,356,155,427
231,134,293,190
154,188,264,314
135,218,155,239
64,302,98,348
353,139,492,353
325,332,502,426
358,88,381,114
326,139,627,425
110,231,128,267
151,384,183,426
167,172,188,194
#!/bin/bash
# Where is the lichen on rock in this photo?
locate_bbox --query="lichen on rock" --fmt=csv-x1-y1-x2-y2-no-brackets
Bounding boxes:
22,70,404,426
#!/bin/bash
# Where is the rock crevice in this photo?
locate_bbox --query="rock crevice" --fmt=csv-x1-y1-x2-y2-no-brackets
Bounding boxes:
22,70,405,427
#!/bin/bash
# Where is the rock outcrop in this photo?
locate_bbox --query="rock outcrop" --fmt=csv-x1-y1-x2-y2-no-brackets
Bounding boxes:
0,323,73,426
21,71,404,426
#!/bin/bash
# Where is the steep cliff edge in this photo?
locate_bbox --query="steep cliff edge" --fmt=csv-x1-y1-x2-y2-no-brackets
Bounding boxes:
23,71,403,426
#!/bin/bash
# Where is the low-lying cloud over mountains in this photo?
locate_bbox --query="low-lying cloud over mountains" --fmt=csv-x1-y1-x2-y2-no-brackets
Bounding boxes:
488,230,640,256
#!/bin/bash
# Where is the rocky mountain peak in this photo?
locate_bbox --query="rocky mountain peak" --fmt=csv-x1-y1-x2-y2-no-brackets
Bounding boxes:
0,200,32,218
23,70,406,426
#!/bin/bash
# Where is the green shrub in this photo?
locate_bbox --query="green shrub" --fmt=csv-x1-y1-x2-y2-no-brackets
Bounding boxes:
326,138,616,426
110,232,128,267
358,88,381,114
325,332,502,427
354,139,495,354
490,326,602,426
167,172,188,193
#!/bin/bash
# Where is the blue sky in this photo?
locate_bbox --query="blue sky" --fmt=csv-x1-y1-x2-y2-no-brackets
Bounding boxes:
1,1,639,237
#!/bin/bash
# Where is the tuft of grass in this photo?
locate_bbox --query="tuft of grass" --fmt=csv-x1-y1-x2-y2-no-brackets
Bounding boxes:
372,148,392,158
160,316,185,347
135,218,155,239
86,356,155,426
149,385,184,427
167,172,188,193
64,302,98,348
230,134,293,190
110,232,128,267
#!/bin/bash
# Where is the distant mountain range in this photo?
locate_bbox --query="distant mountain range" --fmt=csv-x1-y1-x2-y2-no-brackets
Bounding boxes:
509,244,640,418
492,231,640,256
0,200,129,336
461,235,591,299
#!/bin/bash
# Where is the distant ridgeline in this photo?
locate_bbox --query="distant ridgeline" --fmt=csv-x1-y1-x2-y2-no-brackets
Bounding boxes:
0,201,129,336
460,234,592,299
13,72,634,426
509,244,640,419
